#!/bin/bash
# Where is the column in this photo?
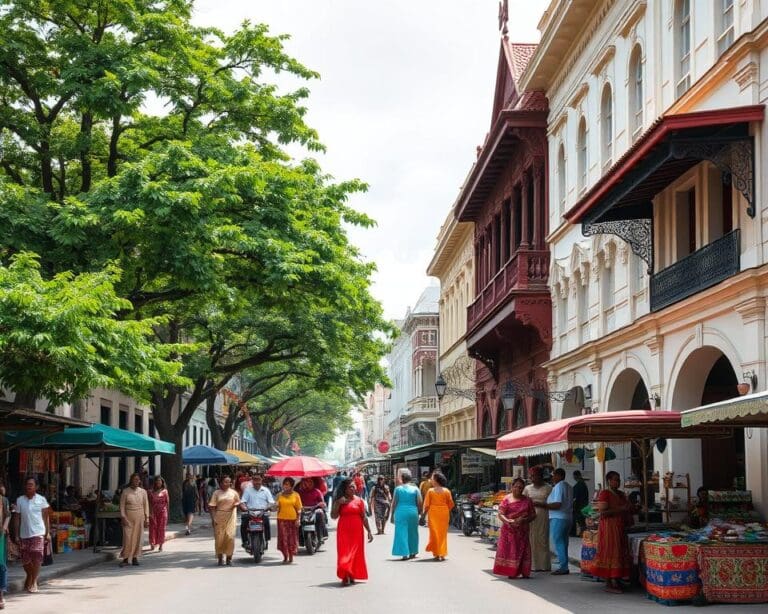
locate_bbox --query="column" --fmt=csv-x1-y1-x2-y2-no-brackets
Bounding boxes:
520,170,530,248
510,186,518,254
500,205,508,264
533,161,543,249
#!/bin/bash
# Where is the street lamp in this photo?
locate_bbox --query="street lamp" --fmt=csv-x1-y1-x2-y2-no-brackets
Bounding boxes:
435,374,448,400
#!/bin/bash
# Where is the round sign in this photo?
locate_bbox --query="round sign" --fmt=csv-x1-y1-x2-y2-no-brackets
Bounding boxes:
377,440,390,454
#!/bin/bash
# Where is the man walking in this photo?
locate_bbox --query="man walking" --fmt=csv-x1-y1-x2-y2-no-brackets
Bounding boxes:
546,468,573,575
571,470,589,537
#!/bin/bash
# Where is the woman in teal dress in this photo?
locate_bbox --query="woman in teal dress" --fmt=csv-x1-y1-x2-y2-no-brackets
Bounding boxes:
390,469,422,560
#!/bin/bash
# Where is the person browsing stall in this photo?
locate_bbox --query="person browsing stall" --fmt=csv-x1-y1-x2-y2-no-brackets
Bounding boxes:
239,474,275,550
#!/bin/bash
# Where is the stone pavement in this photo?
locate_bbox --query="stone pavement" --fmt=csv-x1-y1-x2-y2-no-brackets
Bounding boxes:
6,522,192,593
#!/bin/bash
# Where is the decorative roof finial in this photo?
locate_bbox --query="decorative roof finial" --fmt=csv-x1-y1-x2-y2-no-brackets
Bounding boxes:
498,0,509,36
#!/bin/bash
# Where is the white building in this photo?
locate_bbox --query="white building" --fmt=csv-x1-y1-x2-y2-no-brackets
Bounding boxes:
521,0,768,511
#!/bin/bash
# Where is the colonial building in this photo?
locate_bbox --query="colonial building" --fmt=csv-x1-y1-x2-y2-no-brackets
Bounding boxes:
427,213,477,442
384,286,440,449
453,32,552,439
521,0,768,510
362,383,390,456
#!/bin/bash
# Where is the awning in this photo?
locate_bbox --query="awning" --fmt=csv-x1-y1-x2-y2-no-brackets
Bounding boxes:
4,423,175,456
182,445,238,465
496,410,732,459
226,449,271,465
681,390,768,427
470,447,497,457
0,402,89,432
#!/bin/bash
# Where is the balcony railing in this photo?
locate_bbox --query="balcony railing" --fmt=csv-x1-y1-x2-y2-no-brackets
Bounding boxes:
650,229,740,312
467,249,549,331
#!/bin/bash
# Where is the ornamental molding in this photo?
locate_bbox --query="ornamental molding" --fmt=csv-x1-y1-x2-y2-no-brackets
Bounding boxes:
616,0,646,39
590,45,616,76
583,218,653,273
644,335,663,356
733,61,758,92
567,82,590,109
735,297,766,325
548,110,568,137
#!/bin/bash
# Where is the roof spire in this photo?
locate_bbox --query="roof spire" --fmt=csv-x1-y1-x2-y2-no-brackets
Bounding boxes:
498,0,509,37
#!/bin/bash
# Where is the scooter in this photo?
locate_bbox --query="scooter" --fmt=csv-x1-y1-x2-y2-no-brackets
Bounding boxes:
245,508,268,563
460,501,478,536
298,505,324,555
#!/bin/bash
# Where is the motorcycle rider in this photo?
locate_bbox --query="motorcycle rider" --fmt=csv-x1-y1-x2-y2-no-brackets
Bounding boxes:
239,473,275,550
297,477,328,541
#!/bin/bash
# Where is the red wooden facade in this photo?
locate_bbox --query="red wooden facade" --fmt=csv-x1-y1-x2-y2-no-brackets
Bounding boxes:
454,41,551,439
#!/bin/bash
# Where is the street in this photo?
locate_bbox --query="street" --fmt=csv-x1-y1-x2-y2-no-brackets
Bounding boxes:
16,518,768,614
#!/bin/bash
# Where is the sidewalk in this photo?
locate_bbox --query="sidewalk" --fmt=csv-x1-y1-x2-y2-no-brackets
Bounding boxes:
6,522,204,593
549,535,584,571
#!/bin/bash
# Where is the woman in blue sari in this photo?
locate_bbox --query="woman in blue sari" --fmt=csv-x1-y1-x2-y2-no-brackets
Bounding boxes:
390,469,422,560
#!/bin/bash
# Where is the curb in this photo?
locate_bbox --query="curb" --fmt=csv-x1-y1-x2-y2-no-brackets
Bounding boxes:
8,527,188,594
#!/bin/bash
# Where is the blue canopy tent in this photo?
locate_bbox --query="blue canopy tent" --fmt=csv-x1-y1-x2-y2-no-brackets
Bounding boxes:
182,445,239,465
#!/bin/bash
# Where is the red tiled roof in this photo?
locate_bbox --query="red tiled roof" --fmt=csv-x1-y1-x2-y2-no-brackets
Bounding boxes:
505,42,537,82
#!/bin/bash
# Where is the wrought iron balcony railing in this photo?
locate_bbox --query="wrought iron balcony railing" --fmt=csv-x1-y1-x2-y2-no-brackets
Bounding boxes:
650,229,740,312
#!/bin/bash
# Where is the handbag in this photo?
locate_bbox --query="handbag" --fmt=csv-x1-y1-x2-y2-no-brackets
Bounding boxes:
42,539,54,566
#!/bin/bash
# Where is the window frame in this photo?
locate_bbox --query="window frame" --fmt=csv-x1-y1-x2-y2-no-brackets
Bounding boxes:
716,0,734,56
557,143,566,214
675,0,691,97
628,44,643,142
577,117,588,194
600,83,613,171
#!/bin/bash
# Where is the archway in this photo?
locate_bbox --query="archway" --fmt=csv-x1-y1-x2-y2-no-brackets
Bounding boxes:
671,347,744,490
606,368,650,412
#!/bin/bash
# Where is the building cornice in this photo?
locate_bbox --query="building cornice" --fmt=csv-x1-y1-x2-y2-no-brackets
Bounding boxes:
427,216,474,278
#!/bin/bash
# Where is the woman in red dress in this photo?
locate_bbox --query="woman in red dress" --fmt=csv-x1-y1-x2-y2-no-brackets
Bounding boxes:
331,478,374,586
593,471,632,593
148,476,169,551
493,477,537,579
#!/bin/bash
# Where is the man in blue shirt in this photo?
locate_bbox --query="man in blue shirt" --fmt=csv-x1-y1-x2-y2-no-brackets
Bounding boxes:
546,467,573,574
239,474,275,550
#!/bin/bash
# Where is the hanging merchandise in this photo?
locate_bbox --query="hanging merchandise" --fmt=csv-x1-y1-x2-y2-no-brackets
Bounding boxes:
573,448,585,462
564,449,575,463
19,449,57,474
656,437,668,453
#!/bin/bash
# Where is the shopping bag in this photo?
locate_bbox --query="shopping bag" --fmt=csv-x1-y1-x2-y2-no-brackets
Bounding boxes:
42,539,54,566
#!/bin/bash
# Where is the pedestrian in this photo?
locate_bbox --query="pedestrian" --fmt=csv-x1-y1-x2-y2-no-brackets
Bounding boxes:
140,470,150,491
275,477,302,564
119,473,149,567
571,470,589,537
493,477,536,579
13,477,50,593
182,475,199,535
208,475,240,566
545,468,573,575
368,476,391,535
0,484,8,608
423,470,454,561
418,470,432,501
390,469,422,560
239,473,275,551
331,478,373,585
298,478,327,541
148,476,169,552
593,471,632,593
523,466,552,571
353,472,365,499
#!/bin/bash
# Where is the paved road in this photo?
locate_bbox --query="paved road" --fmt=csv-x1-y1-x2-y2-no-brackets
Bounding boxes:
18,518,768,614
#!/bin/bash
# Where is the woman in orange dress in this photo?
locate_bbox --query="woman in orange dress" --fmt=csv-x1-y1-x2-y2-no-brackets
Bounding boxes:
423,471,454,561
331,478,373,585
593,471,632,593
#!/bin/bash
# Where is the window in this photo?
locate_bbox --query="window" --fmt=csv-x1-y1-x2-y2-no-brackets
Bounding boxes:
600,84,613,169
717,0,734,55
675,0,691,97
628,45,643,142
557,144,566,214
577,117,587,193
558,290,568,335
602,253,615,310
515,400,527,430
578,274,589,341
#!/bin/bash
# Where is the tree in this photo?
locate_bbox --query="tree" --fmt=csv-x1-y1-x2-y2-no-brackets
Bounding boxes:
0,1,390,517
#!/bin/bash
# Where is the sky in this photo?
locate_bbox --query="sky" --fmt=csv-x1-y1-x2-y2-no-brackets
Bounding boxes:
192,0,548,321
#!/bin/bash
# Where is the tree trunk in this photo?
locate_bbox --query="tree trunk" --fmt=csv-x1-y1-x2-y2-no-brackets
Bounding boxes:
161,431,185,522
206,394,228,450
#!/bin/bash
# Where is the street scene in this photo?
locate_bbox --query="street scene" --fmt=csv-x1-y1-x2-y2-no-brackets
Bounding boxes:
2,0,768,612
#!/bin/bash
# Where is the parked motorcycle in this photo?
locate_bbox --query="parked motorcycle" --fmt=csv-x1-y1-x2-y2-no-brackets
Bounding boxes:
460,501,478,536
245,508,268,563
298,505,324,555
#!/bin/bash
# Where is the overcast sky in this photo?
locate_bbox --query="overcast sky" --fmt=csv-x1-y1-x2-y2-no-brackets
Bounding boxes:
193,0,547,321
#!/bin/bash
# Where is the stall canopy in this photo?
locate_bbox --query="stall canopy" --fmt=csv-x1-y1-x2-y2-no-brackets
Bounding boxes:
0,401,89,433
226,448,271,465
182,444,238,465
4,422,175,456
681,390,768,427
496,410,732,459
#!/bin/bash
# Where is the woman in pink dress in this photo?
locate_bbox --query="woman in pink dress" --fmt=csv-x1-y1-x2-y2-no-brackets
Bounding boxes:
493,477,537,579
148,476,169,551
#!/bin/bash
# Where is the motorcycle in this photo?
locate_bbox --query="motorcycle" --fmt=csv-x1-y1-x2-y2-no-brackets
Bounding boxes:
460,501,479,536
297,505,324,555
245,508,268,563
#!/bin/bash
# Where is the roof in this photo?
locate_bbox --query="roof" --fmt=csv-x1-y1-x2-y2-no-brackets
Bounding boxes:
0,403,89,432
496,410,732,459
505,42,537,85
410,285,440,315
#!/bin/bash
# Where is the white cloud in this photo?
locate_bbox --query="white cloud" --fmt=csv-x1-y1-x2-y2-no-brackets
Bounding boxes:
192,0,548,320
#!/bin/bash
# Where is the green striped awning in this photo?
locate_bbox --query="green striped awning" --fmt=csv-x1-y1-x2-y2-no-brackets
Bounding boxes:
681,391,768,427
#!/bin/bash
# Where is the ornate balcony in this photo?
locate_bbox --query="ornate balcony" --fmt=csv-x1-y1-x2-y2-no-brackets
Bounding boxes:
650,229,740,312
467,249,550,331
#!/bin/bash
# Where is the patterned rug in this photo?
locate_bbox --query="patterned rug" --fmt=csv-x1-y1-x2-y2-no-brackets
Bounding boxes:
697,543,768,604
580,530,598,577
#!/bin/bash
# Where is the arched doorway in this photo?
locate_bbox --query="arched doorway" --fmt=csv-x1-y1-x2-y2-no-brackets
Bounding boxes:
672,347,744,490
606,368,650,412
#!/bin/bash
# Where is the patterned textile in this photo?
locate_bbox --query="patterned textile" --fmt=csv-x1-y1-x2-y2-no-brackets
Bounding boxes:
493,497,535,578
641,541,700,602
592,489,631,579
580,530,598,577
20,536,45,566
277,519,298,557
697,544,768,604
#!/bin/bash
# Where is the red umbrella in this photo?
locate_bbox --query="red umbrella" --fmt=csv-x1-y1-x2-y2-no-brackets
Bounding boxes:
265,455,337,478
